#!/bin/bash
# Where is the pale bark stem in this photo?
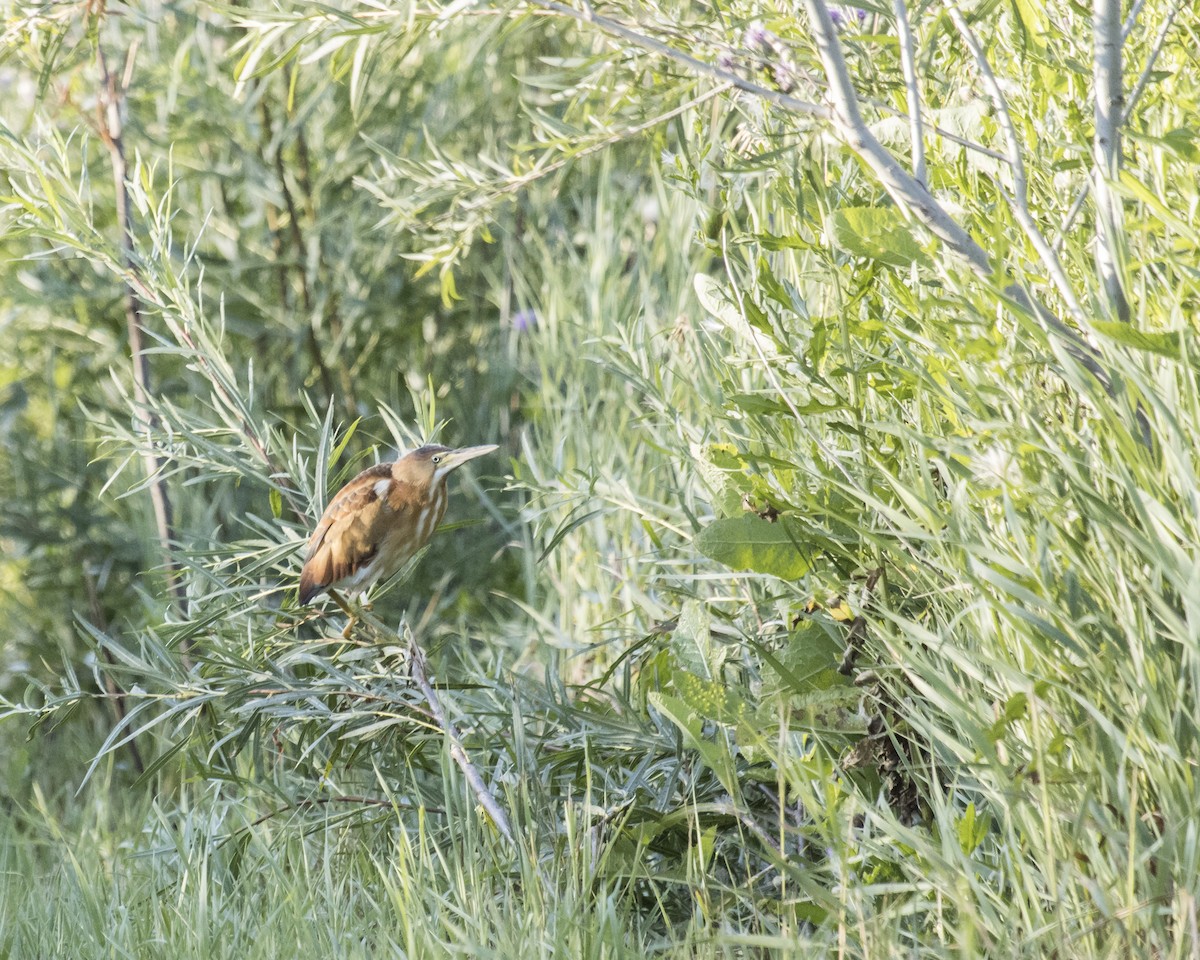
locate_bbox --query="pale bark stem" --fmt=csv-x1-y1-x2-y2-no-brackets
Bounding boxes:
96,44,191,665
892,0,926,185
1093,0,1130,321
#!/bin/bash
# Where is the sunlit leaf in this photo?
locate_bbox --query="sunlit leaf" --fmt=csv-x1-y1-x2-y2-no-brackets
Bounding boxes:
695,515,813,580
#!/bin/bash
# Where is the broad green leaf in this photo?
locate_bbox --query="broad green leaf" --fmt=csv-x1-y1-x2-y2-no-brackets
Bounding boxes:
756,621,850,698
695,515,812,580
829,207,926,268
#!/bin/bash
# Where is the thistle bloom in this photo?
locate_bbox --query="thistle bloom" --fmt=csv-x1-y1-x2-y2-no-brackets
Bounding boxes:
512,309,537,332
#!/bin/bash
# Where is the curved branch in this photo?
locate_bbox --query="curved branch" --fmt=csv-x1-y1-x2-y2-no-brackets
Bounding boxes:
796,0,1120,394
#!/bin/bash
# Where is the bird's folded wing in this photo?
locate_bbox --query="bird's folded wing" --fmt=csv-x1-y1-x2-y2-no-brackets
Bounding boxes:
299,464,396,603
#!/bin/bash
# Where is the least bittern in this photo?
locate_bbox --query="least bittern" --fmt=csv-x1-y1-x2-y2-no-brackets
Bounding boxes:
299,443,498,632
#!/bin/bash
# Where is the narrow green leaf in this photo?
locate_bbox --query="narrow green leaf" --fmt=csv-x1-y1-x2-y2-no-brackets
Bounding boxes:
648,692,740,796
1092,320,1184,359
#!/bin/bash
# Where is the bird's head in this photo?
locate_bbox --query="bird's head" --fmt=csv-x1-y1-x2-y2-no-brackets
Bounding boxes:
393,443,499,490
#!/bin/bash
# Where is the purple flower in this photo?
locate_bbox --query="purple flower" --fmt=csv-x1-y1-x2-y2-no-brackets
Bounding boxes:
743,20,772,51
511,309,537,332
716,50,737,72
829,5,868,28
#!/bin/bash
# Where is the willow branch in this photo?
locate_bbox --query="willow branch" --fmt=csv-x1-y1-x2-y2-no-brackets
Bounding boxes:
96,43,192,665
1055,0,1183,251
346,606,517,847
524,0,1008,165
527,0,828,119
948,6,1088,327
405,629,517,847
799,0,1110,383
1092,0,1129,322
892,0,926,185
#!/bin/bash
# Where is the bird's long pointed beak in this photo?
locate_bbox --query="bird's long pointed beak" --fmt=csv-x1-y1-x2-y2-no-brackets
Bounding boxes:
439,444,499,474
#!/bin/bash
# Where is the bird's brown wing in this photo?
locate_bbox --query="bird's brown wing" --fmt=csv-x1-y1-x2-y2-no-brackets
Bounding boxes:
299,463,397,604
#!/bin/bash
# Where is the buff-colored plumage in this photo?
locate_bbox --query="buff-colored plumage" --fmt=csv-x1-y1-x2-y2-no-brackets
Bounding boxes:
299,443,497,606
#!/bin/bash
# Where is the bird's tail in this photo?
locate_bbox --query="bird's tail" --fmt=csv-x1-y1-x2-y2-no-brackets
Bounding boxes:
298,566,325,605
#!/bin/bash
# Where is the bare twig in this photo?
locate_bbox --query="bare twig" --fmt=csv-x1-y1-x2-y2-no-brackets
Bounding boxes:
404,627,517,846
947,6,1088,328
1055,0,1184,250
1092,0,1130,321
344,607,517,846
95,42,191,665
892,0,926,185
799,0,1110,383
1121,0,1148,42
803,0,989,275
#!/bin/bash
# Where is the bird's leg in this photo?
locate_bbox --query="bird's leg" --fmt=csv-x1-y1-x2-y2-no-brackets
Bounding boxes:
328,589,358,638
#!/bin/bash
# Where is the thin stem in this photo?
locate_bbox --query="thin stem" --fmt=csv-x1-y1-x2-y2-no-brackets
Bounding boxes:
458,82,732,215
348,605,517,847
83,567,145,775
246,795,432,829
405,627,518,847
259,100,342,405
799,0,1111,388
892,0,926,185
95,41,192,666
1094,0,1128,321
1055,0,1184,250
1093,0,1130,321
947,6,1088,328
525,0,1006,164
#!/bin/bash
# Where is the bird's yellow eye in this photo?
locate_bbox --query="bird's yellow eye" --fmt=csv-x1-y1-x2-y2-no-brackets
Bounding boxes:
431,455,442,464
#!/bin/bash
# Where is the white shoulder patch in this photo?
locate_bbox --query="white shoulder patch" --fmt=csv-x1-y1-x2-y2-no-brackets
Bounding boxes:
373,478,392,500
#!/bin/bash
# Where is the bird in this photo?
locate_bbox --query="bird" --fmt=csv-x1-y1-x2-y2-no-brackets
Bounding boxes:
298,443,498,632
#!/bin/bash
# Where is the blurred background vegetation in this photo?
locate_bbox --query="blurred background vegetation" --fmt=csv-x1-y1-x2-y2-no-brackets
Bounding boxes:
2,0,1199,956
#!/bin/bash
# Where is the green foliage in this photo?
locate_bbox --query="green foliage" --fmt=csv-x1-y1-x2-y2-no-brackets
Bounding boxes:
695,515,814,579
3,0,1200,956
